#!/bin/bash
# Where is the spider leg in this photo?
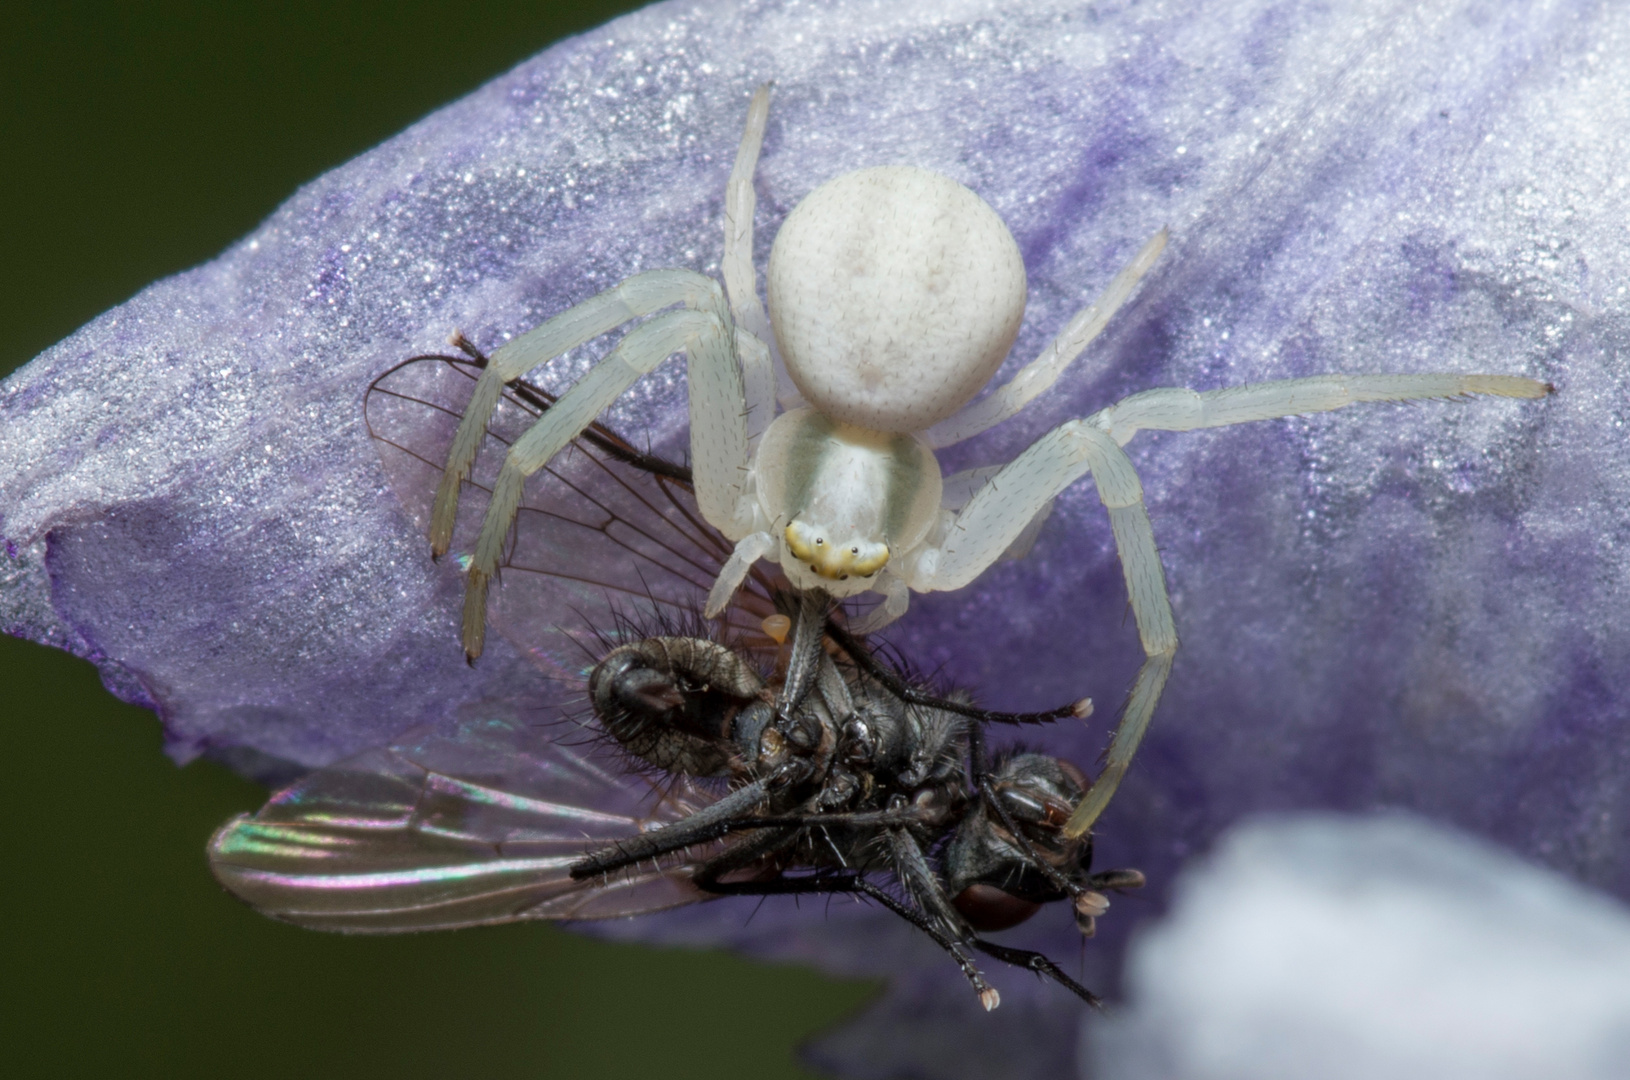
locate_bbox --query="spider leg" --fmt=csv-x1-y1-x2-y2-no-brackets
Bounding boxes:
462,299,749,659
923,228,1168,449
722,83,771,338
939,466,1056,563
911,419,1177,838
1089,372,1553,447
848,570,909,633
923,371,1552,833
722,82,791,427
705,532,776,618
431,268,724,557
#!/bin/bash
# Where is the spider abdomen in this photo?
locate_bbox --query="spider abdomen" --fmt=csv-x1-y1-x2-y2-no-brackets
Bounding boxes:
766,166,1027,433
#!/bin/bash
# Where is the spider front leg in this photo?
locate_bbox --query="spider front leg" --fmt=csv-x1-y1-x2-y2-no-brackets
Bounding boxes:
908,420,1178,839
722,82,796,424
459,292,753,659
917,370,1553,835
1087,372,1552,447
430,268,730,558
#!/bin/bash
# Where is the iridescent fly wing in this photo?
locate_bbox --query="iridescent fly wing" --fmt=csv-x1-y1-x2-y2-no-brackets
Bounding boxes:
208,711,717,931
211,357,779,932
365,353,782,685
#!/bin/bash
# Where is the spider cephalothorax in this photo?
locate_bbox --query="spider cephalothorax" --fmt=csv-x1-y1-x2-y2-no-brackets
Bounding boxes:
430,85,1551,836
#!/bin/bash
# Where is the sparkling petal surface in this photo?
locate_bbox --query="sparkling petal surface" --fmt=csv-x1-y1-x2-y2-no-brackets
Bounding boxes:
2,1,1626,1077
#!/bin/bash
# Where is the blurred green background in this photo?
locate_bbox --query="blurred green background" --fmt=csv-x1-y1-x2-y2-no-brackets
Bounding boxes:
0,4,874,1077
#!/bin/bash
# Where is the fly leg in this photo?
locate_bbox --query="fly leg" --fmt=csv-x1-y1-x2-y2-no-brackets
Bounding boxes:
822,617,1087,727
881,826,1008,1010
574,798,944,880
968,939,1102,1008
569,777,771,879
891,738,1111,1007
694,867,1003,1012
692,821,999,1008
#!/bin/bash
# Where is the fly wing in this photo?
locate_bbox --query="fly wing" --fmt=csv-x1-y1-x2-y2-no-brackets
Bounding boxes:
208,712,718,932
365,354,782,686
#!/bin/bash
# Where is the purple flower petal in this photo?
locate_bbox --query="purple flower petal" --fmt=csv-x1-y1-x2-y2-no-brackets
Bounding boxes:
2,1,1623,1076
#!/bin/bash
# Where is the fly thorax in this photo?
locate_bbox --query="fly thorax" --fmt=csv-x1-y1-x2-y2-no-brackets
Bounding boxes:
755,408,942,595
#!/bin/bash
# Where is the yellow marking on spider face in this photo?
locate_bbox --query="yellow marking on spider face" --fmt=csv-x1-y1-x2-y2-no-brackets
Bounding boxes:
785,520,888,580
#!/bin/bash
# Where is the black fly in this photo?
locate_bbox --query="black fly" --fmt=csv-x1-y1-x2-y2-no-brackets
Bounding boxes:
575,587,1145,1008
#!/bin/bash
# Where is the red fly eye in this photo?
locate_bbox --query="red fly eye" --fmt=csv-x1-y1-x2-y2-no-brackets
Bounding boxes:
953,883,1042,932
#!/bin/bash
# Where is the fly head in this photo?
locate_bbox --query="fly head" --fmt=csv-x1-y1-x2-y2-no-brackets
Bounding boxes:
947,753,1112,933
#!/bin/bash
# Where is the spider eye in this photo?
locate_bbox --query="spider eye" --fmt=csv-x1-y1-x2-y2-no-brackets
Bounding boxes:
784,521,889,580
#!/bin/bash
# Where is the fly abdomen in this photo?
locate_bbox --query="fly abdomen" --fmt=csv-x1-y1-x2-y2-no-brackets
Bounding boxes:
590,637,768,778
952,882,1043,933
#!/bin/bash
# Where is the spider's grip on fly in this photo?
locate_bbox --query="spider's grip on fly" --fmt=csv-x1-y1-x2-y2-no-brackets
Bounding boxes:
429,82,1554,852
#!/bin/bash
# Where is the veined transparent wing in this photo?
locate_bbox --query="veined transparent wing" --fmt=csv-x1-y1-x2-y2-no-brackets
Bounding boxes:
208,711,717,931
210,355,782,932
365,352,783,685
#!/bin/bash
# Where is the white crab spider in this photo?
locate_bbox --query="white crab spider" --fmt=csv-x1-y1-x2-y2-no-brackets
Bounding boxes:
430,85,1551,838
